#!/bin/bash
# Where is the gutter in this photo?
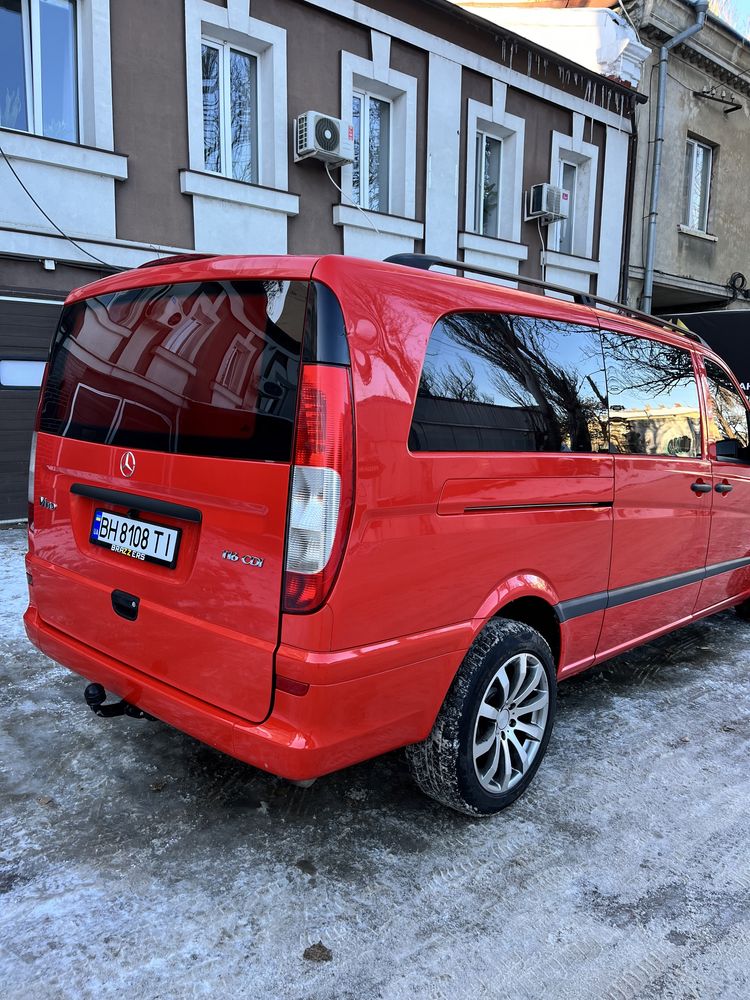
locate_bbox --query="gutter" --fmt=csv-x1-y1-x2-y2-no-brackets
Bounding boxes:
641,0,708,314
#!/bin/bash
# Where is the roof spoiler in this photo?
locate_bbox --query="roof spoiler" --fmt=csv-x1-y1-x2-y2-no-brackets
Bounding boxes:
137,253,219,269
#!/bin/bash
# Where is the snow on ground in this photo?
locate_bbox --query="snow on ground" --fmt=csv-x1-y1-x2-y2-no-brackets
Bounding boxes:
1,522,749,999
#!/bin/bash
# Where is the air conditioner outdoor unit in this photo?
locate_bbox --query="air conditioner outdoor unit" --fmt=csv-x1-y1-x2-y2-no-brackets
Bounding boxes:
526,183,570,223
294,111,355,166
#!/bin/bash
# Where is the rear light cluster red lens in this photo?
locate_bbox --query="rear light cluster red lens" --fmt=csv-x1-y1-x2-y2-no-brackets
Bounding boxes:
27,430,38,529
283,365,354,613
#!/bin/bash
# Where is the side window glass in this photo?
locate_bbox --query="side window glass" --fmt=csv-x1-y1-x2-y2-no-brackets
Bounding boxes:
601,333,701,458
704,359,750,458
410,312,608,453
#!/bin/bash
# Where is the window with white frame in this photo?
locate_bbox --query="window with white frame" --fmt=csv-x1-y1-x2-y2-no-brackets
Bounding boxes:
548,126,598,260
201,37,258,183
0,0,78,141
463,89,525,253
683,137,713,233
557,160,578,255
352,90,391,213
474,131,503,238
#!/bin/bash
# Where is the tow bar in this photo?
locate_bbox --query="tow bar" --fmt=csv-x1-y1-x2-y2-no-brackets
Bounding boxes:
84,683,155,721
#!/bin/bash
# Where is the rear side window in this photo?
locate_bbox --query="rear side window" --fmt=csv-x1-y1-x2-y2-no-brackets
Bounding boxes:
601,332,701,458
40,280,308,462
409,312,607,453
704,359,749,449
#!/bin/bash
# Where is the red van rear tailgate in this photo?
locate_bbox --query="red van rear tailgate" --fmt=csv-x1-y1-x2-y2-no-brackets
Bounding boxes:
30,435,288,722
27,266,314,723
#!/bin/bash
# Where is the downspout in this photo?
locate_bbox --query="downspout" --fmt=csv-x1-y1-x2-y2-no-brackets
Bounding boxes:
619,101,638,303
641,0,708,314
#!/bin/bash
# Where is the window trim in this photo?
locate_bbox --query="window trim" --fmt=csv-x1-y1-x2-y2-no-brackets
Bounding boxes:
339,33,418,220
184,0,289,194
201,34,260,184
549,123,598,258
683,136,713,235
464,84,525,247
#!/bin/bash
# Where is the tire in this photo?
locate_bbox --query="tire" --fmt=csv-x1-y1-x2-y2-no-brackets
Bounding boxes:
735,600,750,621
406,618,557,816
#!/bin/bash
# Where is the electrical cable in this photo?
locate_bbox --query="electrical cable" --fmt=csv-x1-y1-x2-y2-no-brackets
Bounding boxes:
537,217,546,283
614,2,643,42
0,139,118,270
325,161,381,235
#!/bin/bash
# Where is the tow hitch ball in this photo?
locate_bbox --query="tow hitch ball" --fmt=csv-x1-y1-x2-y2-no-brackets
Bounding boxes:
84,683,155,721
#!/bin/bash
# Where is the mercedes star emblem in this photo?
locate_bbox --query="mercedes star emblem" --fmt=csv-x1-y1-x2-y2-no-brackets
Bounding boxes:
120,451,136,478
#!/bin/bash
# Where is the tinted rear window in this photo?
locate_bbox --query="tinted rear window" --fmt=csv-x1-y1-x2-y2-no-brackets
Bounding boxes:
40,279,308,461
410,312,608,453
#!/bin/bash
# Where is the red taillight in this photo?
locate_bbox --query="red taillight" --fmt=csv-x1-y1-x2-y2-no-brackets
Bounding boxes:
27,430,38,529
283,365,354,613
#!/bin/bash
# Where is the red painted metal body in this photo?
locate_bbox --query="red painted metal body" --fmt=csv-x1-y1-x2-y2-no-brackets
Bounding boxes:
24,254,750,780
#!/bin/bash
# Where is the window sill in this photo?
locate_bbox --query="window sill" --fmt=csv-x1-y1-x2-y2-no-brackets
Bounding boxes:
543,250,599,274
677,225,718,243
459,232,528,261
0,128,127,179
332,204,424,239
179,169,299,215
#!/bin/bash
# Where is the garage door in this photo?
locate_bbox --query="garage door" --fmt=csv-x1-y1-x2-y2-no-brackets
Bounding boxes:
1,298,62,521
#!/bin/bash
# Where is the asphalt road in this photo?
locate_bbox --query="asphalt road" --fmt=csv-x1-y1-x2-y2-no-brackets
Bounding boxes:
2,523,748,999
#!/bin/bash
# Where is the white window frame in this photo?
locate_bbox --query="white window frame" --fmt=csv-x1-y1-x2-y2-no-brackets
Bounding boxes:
352,88,392,213
201,35,260,184
2,0,82,143
474,130,503,238
683,137,713,234
556,159,578,255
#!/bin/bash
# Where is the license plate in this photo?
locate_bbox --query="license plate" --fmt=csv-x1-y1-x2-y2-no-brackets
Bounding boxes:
90,509,181,568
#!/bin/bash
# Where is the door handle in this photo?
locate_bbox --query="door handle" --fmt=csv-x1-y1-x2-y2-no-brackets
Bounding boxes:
691,481,712,494
715,482,734,494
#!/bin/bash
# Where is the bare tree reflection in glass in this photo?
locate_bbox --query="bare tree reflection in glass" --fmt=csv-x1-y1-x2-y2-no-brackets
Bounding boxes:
202,44,221,173
230,50,257,182
414,312,608,453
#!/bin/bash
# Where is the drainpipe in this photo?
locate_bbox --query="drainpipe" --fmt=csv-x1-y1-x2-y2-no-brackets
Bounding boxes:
641,0,708,314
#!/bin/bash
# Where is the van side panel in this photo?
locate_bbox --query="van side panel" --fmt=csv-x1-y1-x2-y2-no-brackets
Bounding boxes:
303,258,614,672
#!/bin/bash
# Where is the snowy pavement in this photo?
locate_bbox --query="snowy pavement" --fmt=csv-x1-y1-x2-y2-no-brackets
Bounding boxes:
1,522,749,999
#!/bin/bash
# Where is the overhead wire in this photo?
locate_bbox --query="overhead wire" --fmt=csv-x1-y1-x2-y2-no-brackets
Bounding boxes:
0,139,119,270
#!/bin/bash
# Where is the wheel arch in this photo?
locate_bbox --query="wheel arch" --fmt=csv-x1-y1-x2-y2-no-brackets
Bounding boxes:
490,596,561,667
472,574,564,668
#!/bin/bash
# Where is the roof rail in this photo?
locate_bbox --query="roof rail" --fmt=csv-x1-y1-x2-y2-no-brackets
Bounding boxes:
138,252,218,269
383,253,706,346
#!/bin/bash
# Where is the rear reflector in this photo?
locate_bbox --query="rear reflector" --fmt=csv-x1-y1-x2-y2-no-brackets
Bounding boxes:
283,364,354,613
275,675,310,696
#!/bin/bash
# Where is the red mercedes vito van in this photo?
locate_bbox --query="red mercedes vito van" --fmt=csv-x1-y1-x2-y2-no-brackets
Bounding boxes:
24,253,750,815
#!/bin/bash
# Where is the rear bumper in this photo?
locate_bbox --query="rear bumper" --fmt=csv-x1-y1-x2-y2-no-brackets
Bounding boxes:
24,606,465,781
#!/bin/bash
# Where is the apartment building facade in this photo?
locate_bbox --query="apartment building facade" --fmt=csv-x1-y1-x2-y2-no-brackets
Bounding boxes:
0,0,640,518
623,0,750,314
